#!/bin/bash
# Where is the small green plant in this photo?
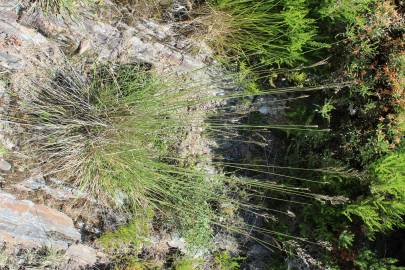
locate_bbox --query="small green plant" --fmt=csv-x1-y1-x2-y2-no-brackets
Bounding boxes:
315,0,375,25
289,71,308,87
0,249,10,269
38,246,67,269
174,258,202,270
0,145,7,158
110,257,162,270
0,246,66,270
337,230,354,249
214,251,244,270
236,62,260,95
315,99,335,123
354,249,405,270
344,145,405,238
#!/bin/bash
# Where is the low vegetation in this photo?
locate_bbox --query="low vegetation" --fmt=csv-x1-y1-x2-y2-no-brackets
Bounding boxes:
9,59,325,257
0,246,66,269
199,0,328,65
9,63,224,249
256,0,404,268
187,0,403,268
344,146,405,237
7,0,404,269
35,0,77,13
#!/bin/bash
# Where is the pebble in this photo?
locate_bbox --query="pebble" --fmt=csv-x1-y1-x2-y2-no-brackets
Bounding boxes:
66,244,98,268
258,106,271,115
0,159,11,171
78,39,92,55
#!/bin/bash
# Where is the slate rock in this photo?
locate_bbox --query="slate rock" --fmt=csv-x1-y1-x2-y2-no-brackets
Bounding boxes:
0,191,81,249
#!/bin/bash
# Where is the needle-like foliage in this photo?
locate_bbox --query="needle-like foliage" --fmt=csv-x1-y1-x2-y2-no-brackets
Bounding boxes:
205,0,328,65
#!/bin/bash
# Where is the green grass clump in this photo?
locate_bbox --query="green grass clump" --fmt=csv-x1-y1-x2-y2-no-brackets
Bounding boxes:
207,0,328,66
9,63,240,250
9,59,334,259
0,246,67,269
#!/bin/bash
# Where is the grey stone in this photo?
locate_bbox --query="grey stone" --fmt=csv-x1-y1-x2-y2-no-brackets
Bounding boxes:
214,233,239,254
0,52,23,70
258,106,271,115
78,39,92,55
0,191,81,249
66,244,98,268
167,234,186,252
0,159,11,171
14,176,86,201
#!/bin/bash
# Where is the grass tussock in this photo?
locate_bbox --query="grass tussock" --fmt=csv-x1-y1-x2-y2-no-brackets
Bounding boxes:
7,61,329,250
8,62,243,248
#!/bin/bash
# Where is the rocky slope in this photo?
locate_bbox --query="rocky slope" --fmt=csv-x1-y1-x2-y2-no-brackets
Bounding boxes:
0,1,225,268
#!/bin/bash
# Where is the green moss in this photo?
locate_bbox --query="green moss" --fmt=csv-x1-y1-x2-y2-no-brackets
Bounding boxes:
99,211,152,252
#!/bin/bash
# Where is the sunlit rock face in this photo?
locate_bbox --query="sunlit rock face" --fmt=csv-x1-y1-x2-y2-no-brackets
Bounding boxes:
0,191,81,249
